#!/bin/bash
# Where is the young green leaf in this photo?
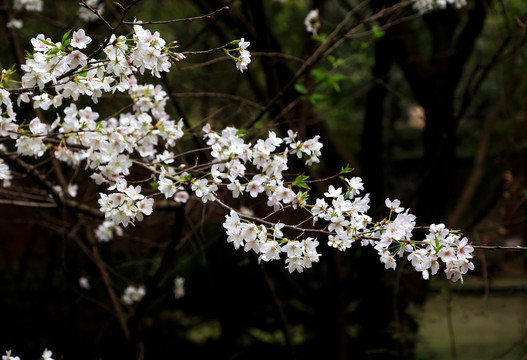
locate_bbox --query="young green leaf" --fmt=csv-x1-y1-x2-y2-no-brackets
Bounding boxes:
294,83,308,95
340,164,354,174
293,174,311,190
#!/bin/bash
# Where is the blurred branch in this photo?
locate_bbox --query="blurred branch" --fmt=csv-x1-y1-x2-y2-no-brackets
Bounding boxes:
448,94,506,228
257,260,296,360
83,225,131,341
0,149,104,219
169,91,264,110
249,1,413,127
128,203,186,357
0,199,56,207
472,245,527,250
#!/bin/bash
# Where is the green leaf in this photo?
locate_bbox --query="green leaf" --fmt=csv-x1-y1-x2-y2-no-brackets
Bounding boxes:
311,34,326,42
372,25,385,39
40,39,57,47
330,74,347,82
340,164,354,174
62,29,73,45
149,181,159,190
294,83,308,95
308,93,325,104
331,81,341,93
311,69,325,81
235,129,247,137
293,174,311,190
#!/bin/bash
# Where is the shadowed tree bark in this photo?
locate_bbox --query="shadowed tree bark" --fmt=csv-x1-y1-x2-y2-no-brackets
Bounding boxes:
356,1,491,358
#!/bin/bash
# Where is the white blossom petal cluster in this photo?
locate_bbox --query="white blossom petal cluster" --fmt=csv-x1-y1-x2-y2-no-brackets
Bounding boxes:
94,220,124,242
220,164,474,280
18,21,181,107
13,0,43,12
0,158,12,187
122,285,146,305
198,123,475,281
304,9,321,35
223,210,321,273
2,349,53,360
235,38,251,73
78,0,104,23
201,123,322,205
2,350,20,360
174,276,185,299
3,24,189,229
78,277,91,290
41,349,53,360
412,0,467,12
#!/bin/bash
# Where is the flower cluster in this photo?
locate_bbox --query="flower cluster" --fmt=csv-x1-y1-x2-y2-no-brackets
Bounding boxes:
78,277,91,290
201,124,322,204
2,351,19,360
13,0,43,12
78,0,104,23
224,38,252,73
224,210,321,273
94,220,124,242
18,21,180,106
220,168,474,281
98,184,154,228
196,124,474,281
2,349,53,360
174,277,185,299
122,285,146,305
304,9,321,36
1,24,253,231
412,0,467,12
7,0,43,28
409,224,475,282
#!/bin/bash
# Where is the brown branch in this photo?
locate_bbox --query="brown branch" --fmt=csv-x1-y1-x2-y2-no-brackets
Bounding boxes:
248,0,413,127
0,149,104,219
179,41,233,56
448,94,507,228
472,245,527,251
122,6,230,25
169,91,264,110
0,199,56,208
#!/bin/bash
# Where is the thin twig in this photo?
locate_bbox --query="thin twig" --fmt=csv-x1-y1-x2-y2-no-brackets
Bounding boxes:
122,6,230,25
